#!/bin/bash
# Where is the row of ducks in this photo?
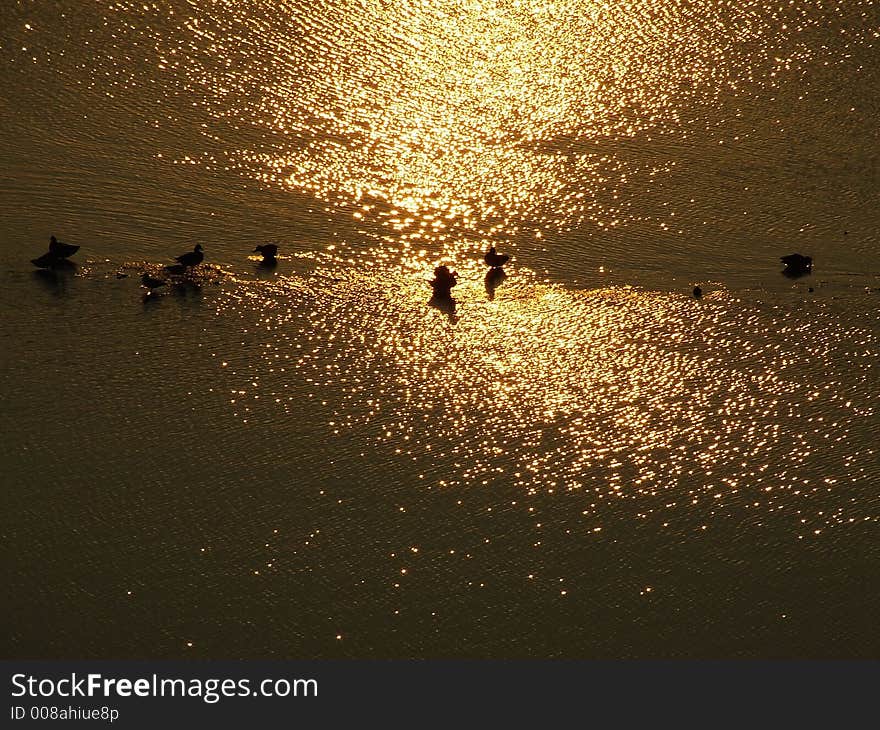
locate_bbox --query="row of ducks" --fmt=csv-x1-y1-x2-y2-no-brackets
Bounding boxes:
143,243,280,293
143,241,497,298
32,238,277,268
31,237,280,294
30,235,814,299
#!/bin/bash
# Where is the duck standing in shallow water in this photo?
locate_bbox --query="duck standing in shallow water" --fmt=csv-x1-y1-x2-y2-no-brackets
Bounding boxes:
430,265,458,298
254,244,278,264
780,253,812,277
484,246,510,268
174,243,204,268
174,243,205,267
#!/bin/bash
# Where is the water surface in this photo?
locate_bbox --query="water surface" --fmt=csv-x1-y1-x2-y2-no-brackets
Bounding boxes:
1,0,878,658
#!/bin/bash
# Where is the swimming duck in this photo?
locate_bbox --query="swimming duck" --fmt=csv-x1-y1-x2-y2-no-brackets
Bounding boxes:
780,253,812,276
175,243,204,268
430,265,458,298
254,244,278,261
693,286,702,298
140,273,166,292
48,235,79,259
484,246,510,268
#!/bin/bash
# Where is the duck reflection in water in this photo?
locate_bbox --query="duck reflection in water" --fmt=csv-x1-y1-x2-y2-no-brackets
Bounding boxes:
32,260,76,295
32,257,76,273
140,273,166,300
484,266,507,300
171,278,202,298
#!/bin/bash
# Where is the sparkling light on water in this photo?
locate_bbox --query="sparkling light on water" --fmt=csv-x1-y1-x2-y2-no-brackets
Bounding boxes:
2,0,879,657
214,261,879,540
92,0,880,253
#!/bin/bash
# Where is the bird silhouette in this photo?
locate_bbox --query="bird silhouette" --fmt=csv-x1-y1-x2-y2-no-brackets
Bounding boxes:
171,243,204,268
48,235,79,259
254,244,278,260
780,253,812,277
484,246,510,268
176,243,204,266
32,236,79,268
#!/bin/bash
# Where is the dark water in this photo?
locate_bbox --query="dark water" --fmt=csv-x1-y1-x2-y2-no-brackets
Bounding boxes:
1,0,879,658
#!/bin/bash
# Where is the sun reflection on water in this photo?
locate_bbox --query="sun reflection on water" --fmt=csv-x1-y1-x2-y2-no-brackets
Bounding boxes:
91,0,879,262
215,263,878,540
3,0,880,656
11,0,874,540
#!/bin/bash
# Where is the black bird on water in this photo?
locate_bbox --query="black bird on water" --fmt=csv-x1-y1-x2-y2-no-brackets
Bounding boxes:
693,286,702,298
174,243,204,268
484,246,510,268
140,273,166,294
32,235,79,268
780,253,812,277
254,244,278,263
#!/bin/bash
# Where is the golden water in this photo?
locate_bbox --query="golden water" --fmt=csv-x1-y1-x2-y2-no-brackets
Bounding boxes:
1,0,878,657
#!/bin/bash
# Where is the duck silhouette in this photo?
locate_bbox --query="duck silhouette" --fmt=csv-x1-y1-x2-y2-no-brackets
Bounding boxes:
32,236,79,268
48,235,79,259
484,246,510,268
693,286,702,298
174,243,204,268
254,244,278,268
141,273,166,293
254,244,278,260
780,253,812,277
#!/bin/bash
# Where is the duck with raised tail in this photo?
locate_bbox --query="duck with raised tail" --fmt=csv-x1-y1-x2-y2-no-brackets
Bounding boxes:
31,235,79,268
48,235,80,259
